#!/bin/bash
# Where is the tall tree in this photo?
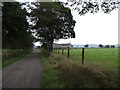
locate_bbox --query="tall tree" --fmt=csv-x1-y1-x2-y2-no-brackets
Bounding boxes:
29,2,76,55
2,2,34,49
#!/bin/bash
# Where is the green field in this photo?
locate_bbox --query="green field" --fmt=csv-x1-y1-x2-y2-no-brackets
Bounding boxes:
54,48,118,72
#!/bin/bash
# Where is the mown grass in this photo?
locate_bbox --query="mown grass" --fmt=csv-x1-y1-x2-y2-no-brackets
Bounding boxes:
2,49,32,68
40,49,119,88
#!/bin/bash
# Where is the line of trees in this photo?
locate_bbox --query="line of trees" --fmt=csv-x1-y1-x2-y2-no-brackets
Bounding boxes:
2,2,34,49
2,2,76,53
84,44,116,48
99,44,115,48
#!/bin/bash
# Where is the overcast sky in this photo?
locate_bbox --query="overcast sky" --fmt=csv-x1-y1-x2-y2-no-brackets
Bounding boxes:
54,9,118,45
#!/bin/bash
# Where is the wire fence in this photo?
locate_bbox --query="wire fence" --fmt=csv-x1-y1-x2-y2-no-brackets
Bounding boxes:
53,48,118,71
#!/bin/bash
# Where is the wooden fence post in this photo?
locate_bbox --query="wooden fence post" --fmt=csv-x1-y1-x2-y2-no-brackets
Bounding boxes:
82,48,85,65
62,48,64,54
68,48,70,58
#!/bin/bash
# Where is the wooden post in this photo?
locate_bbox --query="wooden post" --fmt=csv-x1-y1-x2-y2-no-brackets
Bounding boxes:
62,48,64,54
68,48,70,58
82,48,85,65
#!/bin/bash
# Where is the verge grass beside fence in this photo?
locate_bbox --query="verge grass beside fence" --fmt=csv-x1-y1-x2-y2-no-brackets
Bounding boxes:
40,49,64,88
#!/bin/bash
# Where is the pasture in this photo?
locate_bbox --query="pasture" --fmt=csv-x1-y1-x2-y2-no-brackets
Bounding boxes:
54,48,118,72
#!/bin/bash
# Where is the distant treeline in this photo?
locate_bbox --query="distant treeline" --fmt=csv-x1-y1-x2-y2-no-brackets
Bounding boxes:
2,2,34,49
73,44,117,48
84,44,116,48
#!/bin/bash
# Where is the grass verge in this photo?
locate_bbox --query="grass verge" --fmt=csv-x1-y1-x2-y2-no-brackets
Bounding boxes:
2,49,32,68
40,49,118,88
40,49,64,88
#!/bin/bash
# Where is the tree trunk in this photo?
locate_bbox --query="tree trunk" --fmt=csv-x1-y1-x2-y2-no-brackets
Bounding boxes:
45,39,53,56
49,39,53,52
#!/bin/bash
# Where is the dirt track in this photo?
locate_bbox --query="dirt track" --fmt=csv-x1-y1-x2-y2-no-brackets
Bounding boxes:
2,49,42,88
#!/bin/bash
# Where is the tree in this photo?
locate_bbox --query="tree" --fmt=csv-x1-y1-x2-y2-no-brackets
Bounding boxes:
29,2,76,55
99,44,103,48
2,2,34,49
105,45,110,48
85,44,89,48
111,45,115,48
64,0,120,16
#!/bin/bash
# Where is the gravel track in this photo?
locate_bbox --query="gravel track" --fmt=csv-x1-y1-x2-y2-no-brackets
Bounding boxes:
2,49,42,88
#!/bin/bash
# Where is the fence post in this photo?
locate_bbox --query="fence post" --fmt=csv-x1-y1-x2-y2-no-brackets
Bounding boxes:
62,48,64,54
68,47,70,58
82,48,85,65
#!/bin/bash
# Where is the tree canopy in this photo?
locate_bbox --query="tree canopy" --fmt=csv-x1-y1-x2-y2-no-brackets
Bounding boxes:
64,0,119,15
29,2,76,54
